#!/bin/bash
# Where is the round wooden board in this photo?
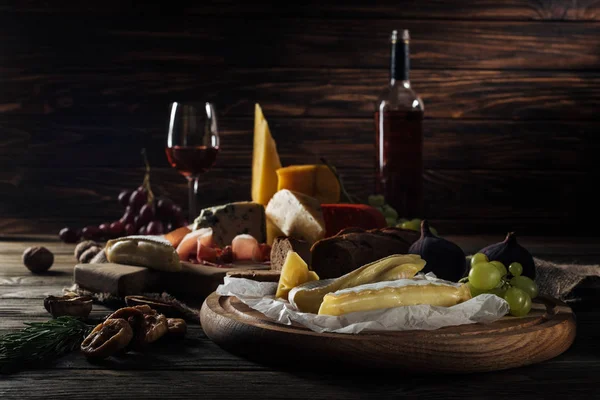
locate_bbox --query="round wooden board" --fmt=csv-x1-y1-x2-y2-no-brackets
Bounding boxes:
200,292,577,373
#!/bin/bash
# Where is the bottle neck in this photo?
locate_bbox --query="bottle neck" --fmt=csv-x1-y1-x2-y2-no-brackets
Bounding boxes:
390,32,410,85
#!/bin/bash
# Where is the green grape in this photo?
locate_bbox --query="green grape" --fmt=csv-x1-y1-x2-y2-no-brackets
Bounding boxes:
368,195,385,207
470,253,489,268
397,217,408,224
385,217,397,227
509,262,523,277
510,276,538,299
467,282,486,297
487,286,508,298
468,262,502,290
504,287,532,317
490,261,507,277
400,218,421,231
430,226,439,236
381,204,398,219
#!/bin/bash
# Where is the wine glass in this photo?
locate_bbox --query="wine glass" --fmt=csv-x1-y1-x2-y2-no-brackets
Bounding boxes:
166,102,220,222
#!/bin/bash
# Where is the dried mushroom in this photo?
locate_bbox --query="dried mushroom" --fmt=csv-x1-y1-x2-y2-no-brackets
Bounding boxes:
81,318,133,359
43,294,93,319
167,318,187,337
106,306,147,350
107,305,168,348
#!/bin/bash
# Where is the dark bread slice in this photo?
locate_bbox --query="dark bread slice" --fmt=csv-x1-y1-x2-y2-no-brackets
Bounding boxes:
309,227,420,279
270,236,312,271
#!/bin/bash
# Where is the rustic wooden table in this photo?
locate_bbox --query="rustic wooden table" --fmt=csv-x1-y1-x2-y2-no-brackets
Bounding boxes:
1,235,599,399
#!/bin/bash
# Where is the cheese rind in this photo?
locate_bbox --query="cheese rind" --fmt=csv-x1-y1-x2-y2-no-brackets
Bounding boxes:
265,189,326,246
275,251,319,300
252,104,282,205
192,201,267,247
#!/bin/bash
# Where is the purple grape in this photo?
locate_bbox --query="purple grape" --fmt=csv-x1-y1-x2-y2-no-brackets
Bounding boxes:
118,190,132,207
109,221,125,237
146,220,164,235
138,226,147,235
98,223,111,238
125,223,136,236
120,206,135,225
156,198,174,219
81,226,100,240
59,227,80,243
129,188,147,211
138,203,155,226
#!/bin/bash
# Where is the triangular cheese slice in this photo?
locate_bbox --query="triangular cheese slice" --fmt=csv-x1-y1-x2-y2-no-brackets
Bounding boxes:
252,104,282,205
275,251,319,301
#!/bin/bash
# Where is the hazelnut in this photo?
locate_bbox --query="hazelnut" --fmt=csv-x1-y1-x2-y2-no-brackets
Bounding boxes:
23,246,54,273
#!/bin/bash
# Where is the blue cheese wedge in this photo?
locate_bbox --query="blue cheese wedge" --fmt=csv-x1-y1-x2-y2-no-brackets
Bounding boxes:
265,189,325,246
192,201,267,247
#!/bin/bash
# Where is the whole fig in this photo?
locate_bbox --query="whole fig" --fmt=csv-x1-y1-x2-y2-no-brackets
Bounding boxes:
477,232,536,279
408,220,467,282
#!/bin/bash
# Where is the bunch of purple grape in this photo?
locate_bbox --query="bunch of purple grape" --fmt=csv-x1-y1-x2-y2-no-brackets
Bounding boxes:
58,187,187,243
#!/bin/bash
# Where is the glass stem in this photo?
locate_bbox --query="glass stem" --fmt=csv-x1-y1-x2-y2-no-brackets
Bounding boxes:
187,176,199,222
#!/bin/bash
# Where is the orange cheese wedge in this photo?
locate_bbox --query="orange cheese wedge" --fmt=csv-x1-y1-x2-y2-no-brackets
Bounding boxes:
276,164,340,204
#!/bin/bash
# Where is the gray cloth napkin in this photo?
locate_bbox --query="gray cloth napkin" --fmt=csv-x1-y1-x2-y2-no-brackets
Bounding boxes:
533,257,600,302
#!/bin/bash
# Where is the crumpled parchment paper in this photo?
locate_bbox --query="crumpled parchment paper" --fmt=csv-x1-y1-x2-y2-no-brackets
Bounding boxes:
215,273,509,334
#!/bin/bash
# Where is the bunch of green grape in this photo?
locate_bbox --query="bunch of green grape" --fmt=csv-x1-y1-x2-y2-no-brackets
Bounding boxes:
367,195,438,235
463,253,539,317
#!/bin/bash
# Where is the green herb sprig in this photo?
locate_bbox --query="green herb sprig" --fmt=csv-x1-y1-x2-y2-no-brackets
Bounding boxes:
0,316,92,374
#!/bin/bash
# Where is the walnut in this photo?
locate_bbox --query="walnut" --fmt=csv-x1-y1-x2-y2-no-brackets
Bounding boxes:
22,246,54,273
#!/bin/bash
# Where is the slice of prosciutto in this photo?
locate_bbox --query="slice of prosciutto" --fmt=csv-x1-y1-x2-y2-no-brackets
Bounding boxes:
231,234,259,261
176,228,213,261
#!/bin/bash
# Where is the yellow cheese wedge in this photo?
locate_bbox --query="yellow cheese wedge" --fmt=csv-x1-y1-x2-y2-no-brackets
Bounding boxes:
275,251,319,301
252,104,282,205
276,164,340,204
318,283,472,316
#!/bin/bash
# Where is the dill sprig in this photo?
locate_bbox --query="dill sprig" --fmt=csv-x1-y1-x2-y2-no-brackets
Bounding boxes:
0,316,92,374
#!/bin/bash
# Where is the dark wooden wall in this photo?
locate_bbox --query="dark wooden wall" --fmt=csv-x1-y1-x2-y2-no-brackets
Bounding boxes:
1,1,599,236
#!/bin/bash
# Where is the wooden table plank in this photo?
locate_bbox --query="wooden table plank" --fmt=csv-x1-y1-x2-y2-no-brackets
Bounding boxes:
2,360,600,400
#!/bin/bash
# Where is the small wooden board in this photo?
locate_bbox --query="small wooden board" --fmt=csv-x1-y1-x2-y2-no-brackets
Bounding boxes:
74,262,270,301
200,293,576,373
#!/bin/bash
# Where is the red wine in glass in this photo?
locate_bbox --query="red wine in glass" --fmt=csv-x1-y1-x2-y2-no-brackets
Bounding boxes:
165,146,219,178
166,102,220,221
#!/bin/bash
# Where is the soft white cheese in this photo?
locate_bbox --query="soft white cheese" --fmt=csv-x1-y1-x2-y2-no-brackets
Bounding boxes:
265,189,325,246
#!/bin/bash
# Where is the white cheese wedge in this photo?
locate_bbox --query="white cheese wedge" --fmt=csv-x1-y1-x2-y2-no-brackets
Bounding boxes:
265,189,325,246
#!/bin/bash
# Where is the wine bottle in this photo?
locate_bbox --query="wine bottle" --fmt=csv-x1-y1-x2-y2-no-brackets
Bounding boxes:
374,29,424,218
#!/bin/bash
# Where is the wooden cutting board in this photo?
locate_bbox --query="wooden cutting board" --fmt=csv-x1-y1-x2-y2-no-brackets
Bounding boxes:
74,261,271,301
200,293,576,373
